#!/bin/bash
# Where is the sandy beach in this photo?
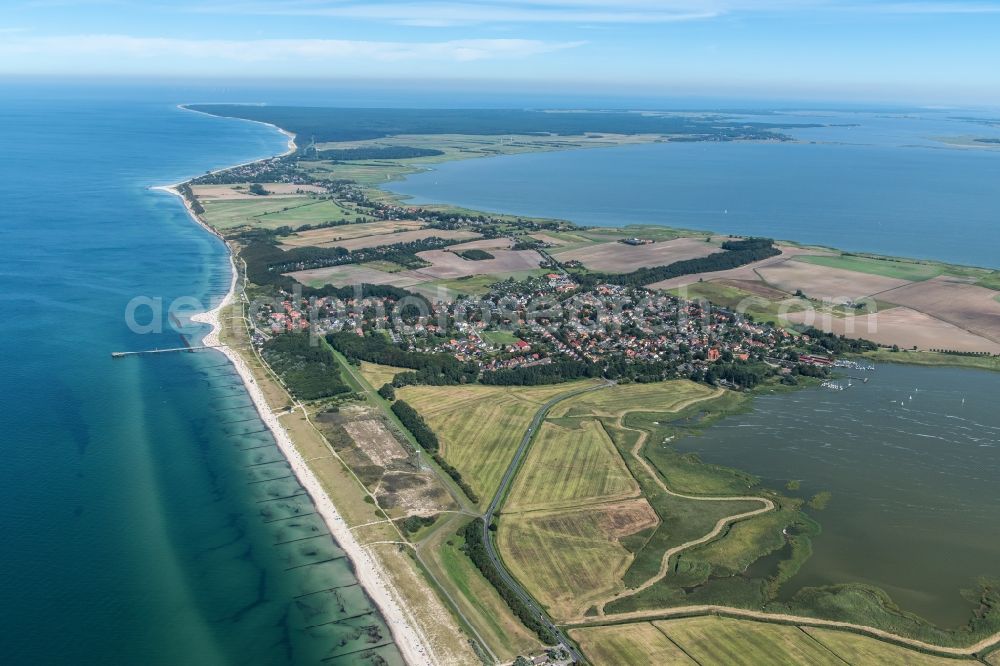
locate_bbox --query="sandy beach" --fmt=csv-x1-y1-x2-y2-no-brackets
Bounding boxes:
158,169,434,663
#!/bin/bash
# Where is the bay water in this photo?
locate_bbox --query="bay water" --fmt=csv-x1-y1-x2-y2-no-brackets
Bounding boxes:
386,111,1000,268
673,364,1000,628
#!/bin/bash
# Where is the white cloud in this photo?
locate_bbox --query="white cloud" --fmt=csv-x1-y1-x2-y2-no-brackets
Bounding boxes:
189,0,733,25
0,33,585,65
186,0,1000,25
856,2,1000,13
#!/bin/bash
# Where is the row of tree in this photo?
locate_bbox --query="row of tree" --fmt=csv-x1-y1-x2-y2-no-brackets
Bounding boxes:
389,399,479,502
572,237,781,288
479,359,602,385
461,519,558,645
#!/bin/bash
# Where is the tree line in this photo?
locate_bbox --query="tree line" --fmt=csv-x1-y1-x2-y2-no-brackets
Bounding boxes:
572,237,781,288
389,400,479,503
461,519,559,645
479,359,602,385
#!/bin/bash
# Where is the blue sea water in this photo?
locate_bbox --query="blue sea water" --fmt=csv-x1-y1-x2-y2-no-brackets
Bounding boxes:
385,111,1000,268
0,94,401,664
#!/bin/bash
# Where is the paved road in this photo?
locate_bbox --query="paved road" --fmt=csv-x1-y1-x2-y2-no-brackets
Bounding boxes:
481,381,612,664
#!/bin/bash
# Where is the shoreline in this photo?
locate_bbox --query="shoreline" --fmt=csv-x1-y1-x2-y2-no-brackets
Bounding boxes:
160,109,434,665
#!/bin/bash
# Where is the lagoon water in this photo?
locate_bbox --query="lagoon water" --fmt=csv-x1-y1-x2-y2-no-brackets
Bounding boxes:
673,364,1000,628
386,111,1000,268
0,95,401,663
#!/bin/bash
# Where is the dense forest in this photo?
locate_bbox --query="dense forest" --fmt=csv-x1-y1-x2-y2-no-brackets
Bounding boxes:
479,359,602,385
261,333,350,400
456,249,495,261
800,327,879,354
328,332,478,385
243,236,461,276
186,105,816,143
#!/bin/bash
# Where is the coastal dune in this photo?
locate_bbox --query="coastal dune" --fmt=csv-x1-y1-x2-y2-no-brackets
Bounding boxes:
152,110,436,665
188,254,434,666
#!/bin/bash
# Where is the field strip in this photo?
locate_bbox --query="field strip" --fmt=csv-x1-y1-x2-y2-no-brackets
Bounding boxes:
866,281,1000,344
563,606,1000,658
595,389,776,615
505,494,646,516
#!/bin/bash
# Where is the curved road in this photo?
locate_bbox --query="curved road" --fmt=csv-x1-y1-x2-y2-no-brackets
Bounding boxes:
482,381,613,664
597,411,775,613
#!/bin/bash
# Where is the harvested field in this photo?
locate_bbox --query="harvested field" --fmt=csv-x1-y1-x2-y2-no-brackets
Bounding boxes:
358,362,408,388
506,418,639,512
285,227,478,251
191,183,326,199
549,380,716,419
199,197,309,229
498,500,659,620
444,237,514,251
404,248,543,279
558,237,720,273
287,264,423,289
341,419,408,467
397,382,598,502
802,627,972,665
655,616,844,665
756,260,910,304
793,253,945,281
281,220,424,248
572,618,972,665
785,306,1000,354
530,232,573,246
647,246,824,291
878,275,1000,344
569,623,695,665
714,278,789,300
200,197,359,230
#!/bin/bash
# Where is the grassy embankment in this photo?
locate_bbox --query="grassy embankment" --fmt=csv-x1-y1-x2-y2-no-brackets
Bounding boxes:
570,616,978,665
862,348,1000,372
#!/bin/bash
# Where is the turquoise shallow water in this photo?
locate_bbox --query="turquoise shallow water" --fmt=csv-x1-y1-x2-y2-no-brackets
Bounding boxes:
385,110,1000,268
0,95,401,663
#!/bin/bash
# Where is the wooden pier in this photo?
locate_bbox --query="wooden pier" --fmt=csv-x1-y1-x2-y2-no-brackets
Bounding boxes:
111,345,218,358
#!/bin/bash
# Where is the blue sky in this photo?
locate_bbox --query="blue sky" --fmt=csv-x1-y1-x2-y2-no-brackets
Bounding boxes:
2,1,999,104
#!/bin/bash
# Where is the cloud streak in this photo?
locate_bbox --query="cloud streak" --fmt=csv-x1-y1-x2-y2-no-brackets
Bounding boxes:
188,0,738,25
0,34,585,65
184,0,1000,25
